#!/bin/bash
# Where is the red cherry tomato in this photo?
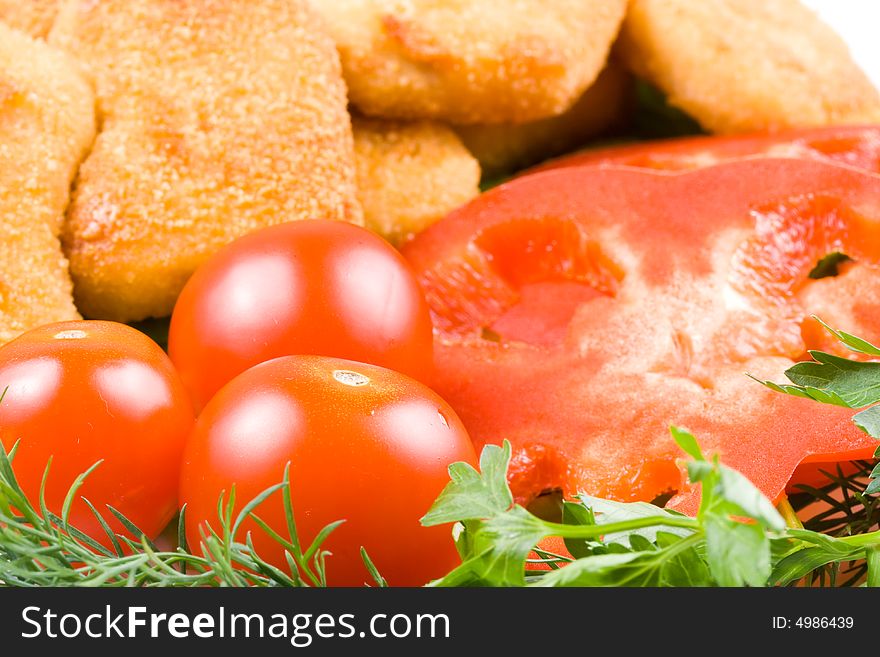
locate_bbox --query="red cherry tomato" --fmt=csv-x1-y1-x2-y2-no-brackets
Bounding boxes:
168,220,434,410
0,321,194,541
179,355,476,586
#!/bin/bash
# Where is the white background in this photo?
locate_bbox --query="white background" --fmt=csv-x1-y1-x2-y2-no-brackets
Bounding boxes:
801,0,880,91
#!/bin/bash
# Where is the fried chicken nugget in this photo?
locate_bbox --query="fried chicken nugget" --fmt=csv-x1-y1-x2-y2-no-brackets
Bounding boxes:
0,24,94,344
0,0,59,38
49,0,361,322
616,0,880,134
311,0,627,125
455,63,632,177
352,116,480,245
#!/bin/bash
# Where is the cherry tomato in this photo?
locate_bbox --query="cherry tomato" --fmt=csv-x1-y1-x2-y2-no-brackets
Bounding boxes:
168,220,434,410
0,321,194,541
179,355,476,586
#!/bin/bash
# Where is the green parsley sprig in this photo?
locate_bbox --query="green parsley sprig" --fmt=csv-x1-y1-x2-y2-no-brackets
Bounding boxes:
421,430,880,587
752,317,880,495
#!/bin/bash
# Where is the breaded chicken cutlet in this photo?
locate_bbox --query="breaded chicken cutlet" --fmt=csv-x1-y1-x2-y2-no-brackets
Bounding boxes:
0,0,59,38
352,117,480,245
49,0,362,323
311,0,627,125
455,63,632,177
616,0,880,133
0,24,94,344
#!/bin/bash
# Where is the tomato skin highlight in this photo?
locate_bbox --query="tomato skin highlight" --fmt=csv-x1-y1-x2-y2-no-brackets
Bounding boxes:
168,220,434,410
0,321,194,541
179,355,476,587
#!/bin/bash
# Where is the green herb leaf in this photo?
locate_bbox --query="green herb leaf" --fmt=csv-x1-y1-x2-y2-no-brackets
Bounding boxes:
704,514,770,587
655,531,713,586
466,506,550,586
716,465,786,531
867,546,880,587
360,547,387,587
578,495,693,544
750,376,850,406
421,441,513,526
812,317,880,357
771,546,854,586
561,501,598,559
758,322,880,497
854,405,880,439
426,550,496,587
0,439,364,587
533,533,705,587
671,425,703,460
531,550,656,586
688,457,784,532
784,352,880,408
785,528,862,554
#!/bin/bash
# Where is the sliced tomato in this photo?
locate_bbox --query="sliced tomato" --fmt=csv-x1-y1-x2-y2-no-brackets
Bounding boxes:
785,460,865,493
538,125,880,175
535,123,880,360
403,159,880,514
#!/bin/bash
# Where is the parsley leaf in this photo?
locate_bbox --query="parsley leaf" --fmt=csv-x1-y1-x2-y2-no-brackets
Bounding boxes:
704,515,770,586
812,317,880,357
578,495,693,545
854,405,880,439
753,320,880,496
421,426,880,587
784,352,880,408
867,546,880,587
421,442,513,526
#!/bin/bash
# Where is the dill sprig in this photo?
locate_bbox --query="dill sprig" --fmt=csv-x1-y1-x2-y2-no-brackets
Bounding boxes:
0,441,380,587
789,460,879,586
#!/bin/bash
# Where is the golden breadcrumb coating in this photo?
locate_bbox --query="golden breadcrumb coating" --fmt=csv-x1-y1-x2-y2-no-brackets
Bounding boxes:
352,116,480,246
49,0,362,323
311,0,627,125
455,63,632,176
616,0,880,134
0,0,59,38
0,24,94,344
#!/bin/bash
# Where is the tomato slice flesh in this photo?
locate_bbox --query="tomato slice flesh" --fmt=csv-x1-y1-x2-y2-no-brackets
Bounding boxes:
405,157,880,513
540,125,880,176
490,281,604,347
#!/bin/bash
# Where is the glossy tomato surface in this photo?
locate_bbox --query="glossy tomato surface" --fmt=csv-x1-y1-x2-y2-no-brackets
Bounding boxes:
168,220,434,410
179,355,476,587
0,321,194,541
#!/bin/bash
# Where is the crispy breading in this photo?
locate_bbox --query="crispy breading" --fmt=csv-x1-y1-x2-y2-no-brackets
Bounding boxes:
311,0,627,125
0,24,94,344
49,0,362,322
455,63,632,177
0,0,59,38
616,0,880,134
353,116,480,245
